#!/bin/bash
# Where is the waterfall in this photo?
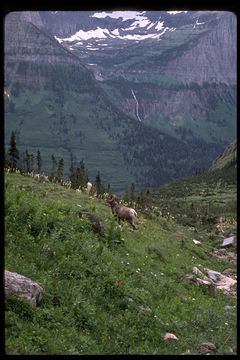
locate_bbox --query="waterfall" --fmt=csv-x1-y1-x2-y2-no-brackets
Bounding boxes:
131,89,142,122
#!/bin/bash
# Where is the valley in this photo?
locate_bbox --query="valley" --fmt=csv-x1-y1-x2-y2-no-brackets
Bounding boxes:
4,10,236,192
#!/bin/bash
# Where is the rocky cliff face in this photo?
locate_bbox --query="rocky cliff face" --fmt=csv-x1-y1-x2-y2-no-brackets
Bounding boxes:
4,12,96,93
209,140,237,171
95,11,236,145
158,12,236,84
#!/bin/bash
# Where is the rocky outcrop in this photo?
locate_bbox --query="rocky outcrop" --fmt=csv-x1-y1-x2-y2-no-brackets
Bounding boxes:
152,12,236,84
4,12,95,93
209,140,237,171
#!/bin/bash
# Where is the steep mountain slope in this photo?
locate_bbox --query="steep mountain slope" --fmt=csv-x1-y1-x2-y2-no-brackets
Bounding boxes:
4,11,233,193
4,12,135,192
138,140,237,231
46,11,236,145
209,140,237,171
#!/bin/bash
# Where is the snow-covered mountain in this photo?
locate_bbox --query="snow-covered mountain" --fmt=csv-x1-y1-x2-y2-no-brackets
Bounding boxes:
40,11,208,52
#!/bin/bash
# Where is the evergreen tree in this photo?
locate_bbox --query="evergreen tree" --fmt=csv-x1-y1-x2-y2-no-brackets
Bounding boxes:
69,152,74,175
69,152,77,188
57,158,64,181
30,153,34,172
69,157,89,190
78,159,89,190
24,150,31,173
50,154,57,180
36,150,42,173
19,151,26,173
94,171,104,196
7,131,19,170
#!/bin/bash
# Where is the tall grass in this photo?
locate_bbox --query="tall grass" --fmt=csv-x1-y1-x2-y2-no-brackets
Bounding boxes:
5,173,237,354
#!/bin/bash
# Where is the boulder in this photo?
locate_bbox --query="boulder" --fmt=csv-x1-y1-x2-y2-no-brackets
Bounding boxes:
188,266,236,297
199,342,216,354
5,270,43,306
164,333,179,342
192,239,201,245
221,236,236,248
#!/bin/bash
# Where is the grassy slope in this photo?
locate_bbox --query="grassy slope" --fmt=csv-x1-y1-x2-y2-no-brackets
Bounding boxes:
139,162,237,234
5,172,236,355
5,90,135,193
209,140,237,171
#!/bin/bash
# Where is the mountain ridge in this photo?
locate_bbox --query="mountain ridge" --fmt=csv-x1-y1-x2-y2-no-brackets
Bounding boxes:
4,10,236,192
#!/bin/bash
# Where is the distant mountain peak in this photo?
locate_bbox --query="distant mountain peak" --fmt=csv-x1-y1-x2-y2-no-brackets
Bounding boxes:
91,11,147,21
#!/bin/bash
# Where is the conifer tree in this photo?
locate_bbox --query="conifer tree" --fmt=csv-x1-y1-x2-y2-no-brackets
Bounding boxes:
24,150,31,173
50,154,57,180
78,159,89,190
7,131,19,170
69,152,77,188
94,171,104,196
36,150,42,173
57,158,64,181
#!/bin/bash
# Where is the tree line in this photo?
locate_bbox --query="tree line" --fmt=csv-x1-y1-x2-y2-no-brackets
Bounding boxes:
5,131,106,196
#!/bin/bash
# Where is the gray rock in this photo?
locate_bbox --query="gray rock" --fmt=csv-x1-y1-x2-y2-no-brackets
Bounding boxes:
221,236,236,248
199,342,216,354
5,270,43,306
207,269,222,282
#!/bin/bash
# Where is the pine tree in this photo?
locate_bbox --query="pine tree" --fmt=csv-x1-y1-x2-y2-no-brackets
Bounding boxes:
50,154,57,180
57,158,64,181
7,131,19,170
30,153,34,172
24,150,31,173
94,171,103,196
37,150,42,173
78,159,89,190
69,152,77,188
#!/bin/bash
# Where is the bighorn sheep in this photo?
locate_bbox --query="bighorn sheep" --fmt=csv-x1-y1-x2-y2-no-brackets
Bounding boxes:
78,211,105,236
35,174,49,183
106,194,137,230
85,182,93,195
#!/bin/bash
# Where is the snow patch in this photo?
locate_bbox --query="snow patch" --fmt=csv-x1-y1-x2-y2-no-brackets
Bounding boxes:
155,21,165,31
121,33,159,40
112,28,120,35
91,11,146,21
59,27,111,42
54,35,63,43
147,22,156,30
167,11,188,15
193,18,205,29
